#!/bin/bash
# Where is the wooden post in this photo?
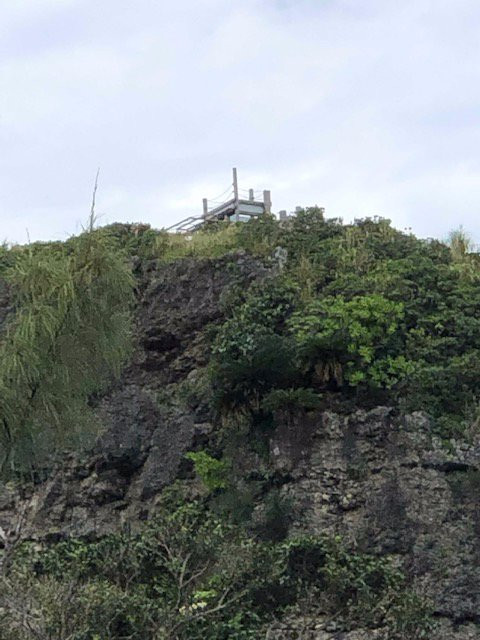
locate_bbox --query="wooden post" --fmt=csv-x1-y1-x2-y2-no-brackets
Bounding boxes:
202,198,208,219
263,190,272,215
233,168,239,221
249,188,254,201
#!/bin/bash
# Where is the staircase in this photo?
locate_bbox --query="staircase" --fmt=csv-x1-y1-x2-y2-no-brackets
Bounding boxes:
166,168,271,233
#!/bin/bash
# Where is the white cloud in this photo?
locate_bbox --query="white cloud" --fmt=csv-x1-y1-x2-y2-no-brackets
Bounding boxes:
1,0,480,242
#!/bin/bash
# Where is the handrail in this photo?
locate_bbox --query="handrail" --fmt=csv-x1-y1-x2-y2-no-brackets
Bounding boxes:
165,216,203,232
166,169,269,233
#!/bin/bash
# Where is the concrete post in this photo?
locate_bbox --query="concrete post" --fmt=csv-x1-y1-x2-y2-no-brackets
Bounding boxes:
249,188,254,201
263,190,272,215
233,167,239,221
202,198,208,219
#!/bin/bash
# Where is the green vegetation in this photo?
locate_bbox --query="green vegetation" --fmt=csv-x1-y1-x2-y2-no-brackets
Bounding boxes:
185,451,230,492
2,209,478,637
204,210,480,436
0,493,434,639
288,294,412,388
155,224,241,261
260,387,322,413
0,229,134,477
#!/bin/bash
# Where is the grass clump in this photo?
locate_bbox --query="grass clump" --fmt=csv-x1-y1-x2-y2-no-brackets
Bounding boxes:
155,223,241,261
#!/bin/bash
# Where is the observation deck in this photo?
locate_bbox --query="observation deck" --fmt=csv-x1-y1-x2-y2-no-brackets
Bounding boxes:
166,168,271,233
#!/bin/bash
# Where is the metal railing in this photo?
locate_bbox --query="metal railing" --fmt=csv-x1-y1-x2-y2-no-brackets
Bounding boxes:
166,169,270,233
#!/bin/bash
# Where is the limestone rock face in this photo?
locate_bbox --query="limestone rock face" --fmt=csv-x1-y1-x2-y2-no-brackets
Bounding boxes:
136,254,269,381
269,407,480,638
0,253,269,539
267,618,480,640
1,254,480,637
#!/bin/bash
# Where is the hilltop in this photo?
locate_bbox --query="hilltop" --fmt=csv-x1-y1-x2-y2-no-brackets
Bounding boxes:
1,211,480,638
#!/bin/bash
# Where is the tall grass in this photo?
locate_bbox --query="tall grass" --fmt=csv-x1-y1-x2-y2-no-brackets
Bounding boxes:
155,223,241,261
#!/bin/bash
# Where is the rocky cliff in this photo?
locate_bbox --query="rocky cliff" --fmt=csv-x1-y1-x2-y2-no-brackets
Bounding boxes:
1,248,480,638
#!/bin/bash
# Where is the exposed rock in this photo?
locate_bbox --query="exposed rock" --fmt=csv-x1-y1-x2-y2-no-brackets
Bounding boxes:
271,407,480,634
1,255,480,637
96,385,161,476
0,253,270,539
267,617,480,639
135,254,269,382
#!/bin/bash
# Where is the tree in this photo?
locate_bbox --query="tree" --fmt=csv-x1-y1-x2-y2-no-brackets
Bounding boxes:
0,229,134,477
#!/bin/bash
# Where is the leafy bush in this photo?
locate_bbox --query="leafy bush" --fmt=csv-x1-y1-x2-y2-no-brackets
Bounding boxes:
185,451,230,492
208,213,480,430
91,222,160,260
253,489,293,542
237,213,281,257
0,498,434,640
288,294,413,389
211,280,300,411
211,333,299,412
213,280,296,360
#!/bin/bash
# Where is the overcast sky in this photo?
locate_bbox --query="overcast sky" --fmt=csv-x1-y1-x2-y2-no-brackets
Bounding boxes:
1,0,480,244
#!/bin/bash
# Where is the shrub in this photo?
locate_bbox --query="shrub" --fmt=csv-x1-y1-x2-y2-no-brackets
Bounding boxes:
0,501,434,640
211,280,299,411
288,294,414,389
254,489,292,542
185,451,230,492
211,333,299,412
237,213,281,257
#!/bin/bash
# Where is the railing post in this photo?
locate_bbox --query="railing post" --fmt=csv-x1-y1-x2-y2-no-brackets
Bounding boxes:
263,190,272,215
233,167,240,221
249,188,254,201
202,198,208,219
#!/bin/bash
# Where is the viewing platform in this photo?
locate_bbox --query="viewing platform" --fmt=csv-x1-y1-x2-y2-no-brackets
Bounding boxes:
166,168,271,233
